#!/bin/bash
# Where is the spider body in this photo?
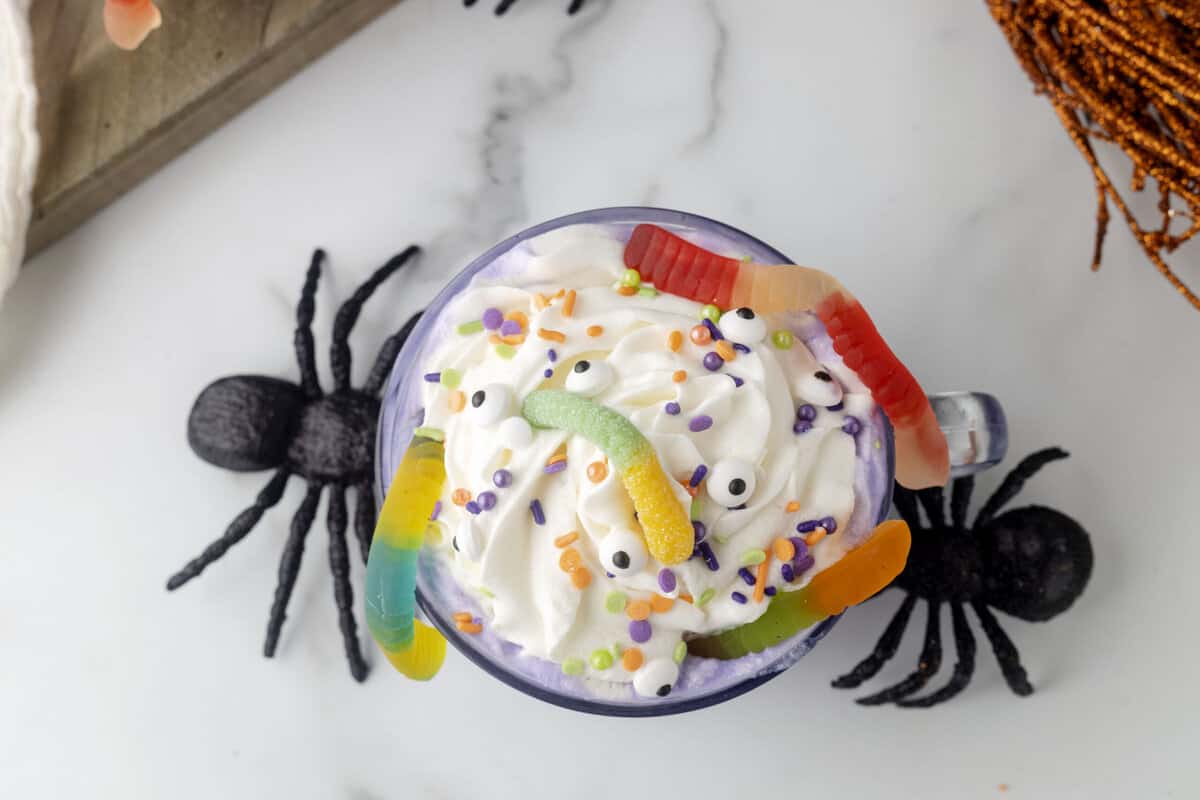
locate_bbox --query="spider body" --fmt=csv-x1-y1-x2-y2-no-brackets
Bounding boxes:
168,248,423,681
833,448,1093,707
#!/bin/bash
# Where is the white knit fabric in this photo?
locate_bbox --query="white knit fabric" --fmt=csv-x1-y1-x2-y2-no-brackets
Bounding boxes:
0,0,38,305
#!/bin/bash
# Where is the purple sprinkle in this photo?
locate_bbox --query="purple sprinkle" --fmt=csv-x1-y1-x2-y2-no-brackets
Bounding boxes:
732,343,751,353
430,500,442,521
692,520,707,542
493,469,512,488
702,318,724,340
842,416,862,435
796,519,821,533
664,401,681,415
781,563,795,582
547,348,558,362
698,541,719,571
793,420,812,435
473,616,483,626
423,372,441,383
482,308,504,330
689,464,708,487
606,572,615,579
477,491,497,511
796,404,817,421
530,499,545,525
789,537,810,558
731,591,747,604
544,460,568,475
765,586,777,597
794,554,816,574
738,567,757,586
703,352,724,371
730,375,745,388
465,501,481,515
688,415,714,432
658,568,677,593
499,319,521,337
544,368,554,379
826,401,844,412
820,516,838,533
629,619,653,643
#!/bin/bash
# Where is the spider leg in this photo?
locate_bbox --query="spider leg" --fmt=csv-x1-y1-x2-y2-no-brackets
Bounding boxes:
327,485,369,681
950,475,974,530
856,599,944,705
917,486,946,530
567,0,586,12
494,0,519,14
330,247,421,391
296,250,323,398
363,310,424,396
264,484,323,658
972,601,1034,696
166,469,290,590
974,447,1069,526
897,601,977,708
353,481,377,564
892,485,923,531
832,592,917,688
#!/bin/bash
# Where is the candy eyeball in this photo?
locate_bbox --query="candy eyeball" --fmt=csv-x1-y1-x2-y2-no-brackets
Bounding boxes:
565,359,614,397
707,458,757,508
633,657,680,698
719,307,767,344
453,518,483,560
795,366,844,407
468,383,512,425
600,528,648,575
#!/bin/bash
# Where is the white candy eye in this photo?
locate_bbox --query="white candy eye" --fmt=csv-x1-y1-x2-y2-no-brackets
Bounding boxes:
719,307,767,344
795,366,844,407
707,458,757,508
468,383,511,425
565,359,614,397
600,528,648,575
633,658,680,698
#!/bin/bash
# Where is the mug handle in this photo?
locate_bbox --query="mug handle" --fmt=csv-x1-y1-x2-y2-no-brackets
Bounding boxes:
929,392,1009,478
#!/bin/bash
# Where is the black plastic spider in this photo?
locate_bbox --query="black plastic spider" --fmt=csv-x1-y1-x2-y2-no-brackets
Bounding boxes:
832,448,1093,707
167,248,424,681
464,0,586,16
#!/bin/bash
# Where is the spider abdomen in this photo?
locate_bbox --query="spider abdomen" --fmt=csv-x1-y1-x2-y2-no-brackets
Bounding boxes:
287,391,380,483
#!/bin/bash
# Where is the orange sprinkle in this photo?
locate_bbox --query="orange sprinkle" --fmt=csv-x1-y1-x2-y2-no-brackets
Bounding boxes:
554,531,579,548
690,324,712,345
488,334,503,345
500,334,525,346
562,289,577,317
570,567,592,589
678,593,694,604
546,453,568,466
616,285,637,297
626,600,652,621
533,293,549,310
773,537,796,562
586,325,604,337
621,647,644,671
715,340,736,361
448,390,466,413
559,548,582,572
505,309,529,329
805,527,828,547
456,621,483,635
537,328,566,343
587,461,608,483
672,370,687,383
650,594,675,613
452,611,473,623
753,555,771,603
667,330,683,352
785,501,801,513
451,488,471,506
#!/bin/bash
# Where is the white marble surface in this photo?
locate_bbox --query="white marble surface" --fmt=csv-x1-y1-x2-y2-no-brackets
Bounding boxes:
2,1,1198,797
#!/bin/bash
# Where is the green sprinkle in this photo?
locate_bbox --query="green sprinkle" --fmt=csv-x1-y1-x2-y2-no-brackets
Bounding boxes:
637,285,658,297
457,320,484,335
440,368,462,389
697,588,716,606
739,548,767,567
495,344,516,359
590,649,614,670
874,439,882,450
690,497,703,520
605,591,628,614
478,587,495,598
771,329,794,350
673,641,687,664
714,534,730,545
621,268,642,288
740,255,753,263
413,426,444,442
700,304,721,322
562,658,585,676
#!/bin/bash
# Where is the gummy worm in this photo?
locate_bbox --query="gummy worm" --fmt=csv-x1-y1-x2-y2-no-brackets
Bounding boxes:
104,0,162,50
364,436,448,680
522,389,694,565
624,224,950,489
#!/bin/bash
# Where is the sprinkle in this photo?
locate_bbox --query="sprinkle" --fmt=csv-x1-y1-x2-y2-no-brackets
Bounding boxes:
798,402,819,420
688,415,714,432
547,348,558,362
700,304,721,322
805,528,828,546
739,548,766,567
587,461,608,483
506,309,529,328
414,426,445,442
842,416,862,435
544,460,568,475
697,588,716,606
732,343,751,354
533,293,550,310
679,593,693,604
731,591,748,604
689,464,708,487
692,520,707,542
702,318,724,340
796,519,821,533
785,501,801,513
430,501,442,521
672,370,688,383
477,491,497,511
690,324,712,345
703,352,724,371
629,619,652,643
562,289,577,317
616,285,637,297
590,649,614,670
753,556,770,603
478,587,494,598
440,368,462,389
586,325,605,337
497,320,518,338
605,591,627,613
715,340,736,361
499,333,526,346
621,647,644,671
530,499,545,525
875,439,882,450
698,541,719,571
554,531,580,548
492,469,512,488
621,268,642,288
638,286,658,297
730,375,745,388
465,501,481,515
562,658,585,676
543,368,553,378
650,593,675,613
826,401,844,412
537,327,566,343
765,586,777,596
423,372,441,383
559,548,582,572
453,611,473,623
448,391,466,412
668,330,684,351
456,621,483,634
690,497,703,520
551,289,565,300
657,569,677,593
547,452,568,467
738,567,757,586
820,516,839,533
771,329,794,349
451,488,471,506
482,308,504,330
793,420,813,434
773,537,796,562
457,320,485,335
662,401,681,416
781,562,795,582
673,641,687,664
626,600,652,621
794,553,816,575
789,537,810,559
570,567,593,589
495,344,516,359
